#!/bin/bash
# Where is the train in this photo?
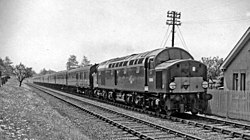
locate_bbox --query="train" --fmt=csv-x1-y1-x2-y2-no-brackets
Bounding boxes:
33,47,212,115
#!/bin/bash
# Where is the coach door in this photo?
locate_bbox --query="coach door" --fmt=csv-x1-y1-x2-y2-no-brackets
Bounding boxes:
65,73,68,85
114,70,118,85
156,71,162,89
54,76,56,84
144,57,149,91
76,73,79,86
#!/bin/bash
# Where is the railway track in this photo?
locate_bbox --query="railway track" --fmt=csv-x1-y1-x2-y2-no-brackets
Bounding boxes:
29,83,250,139
73,89,250,139
85,91,250,139
27,83,203,140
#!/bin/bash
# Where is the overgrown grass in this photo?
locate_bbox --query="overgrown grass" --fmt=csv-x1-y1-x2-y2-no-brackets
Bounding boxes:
0,78,89,140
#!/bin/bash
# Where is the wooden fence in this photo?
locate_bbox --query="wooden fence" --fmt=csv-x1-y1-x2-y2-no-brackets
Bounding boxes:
207,89,250,121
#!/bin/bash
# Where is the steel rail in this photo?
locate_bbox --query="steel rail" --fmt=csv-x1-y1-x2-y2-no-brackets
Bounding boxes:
193,114,250,130
31,83,250,139
28,83,203,140
76,90,250,140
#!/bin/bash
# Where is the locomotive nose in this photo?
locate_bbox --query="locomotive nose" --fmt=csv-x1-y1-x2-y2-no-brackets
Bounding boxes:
169,60,207,93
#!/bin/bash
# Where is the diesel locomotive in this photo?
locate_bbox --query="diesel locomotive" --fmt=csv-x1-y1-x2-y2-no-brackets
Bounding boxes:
33,47,212,115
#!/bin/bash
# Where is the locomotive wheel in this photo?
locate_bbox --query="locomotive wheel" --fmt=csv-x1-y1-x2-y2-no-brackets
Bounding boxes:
141,98,147,112
104,91,108,100
111,97,116,102
142,105,147,112
191,110,198,115
155,107,162,117
166,110,173,116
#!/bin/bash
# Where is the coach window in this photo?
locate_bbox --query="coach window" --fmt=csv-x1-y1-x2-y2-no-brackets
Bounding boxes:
115,63,119,67
80,72,83,79
136,67,140,73
111,70,113,75
84,72,87,79
111,63,115,68
124,68,127,74
109,64,112,68
233,73,238,90
76,73,79,80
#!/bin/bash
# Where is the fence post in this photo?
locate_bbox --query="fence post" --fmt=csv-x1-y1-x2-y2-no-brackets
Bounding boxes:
226,91,229,118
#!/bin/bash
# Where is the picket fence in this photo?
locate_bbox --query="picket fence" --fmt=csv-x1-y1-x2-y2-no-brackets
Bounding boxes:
207,89,250,121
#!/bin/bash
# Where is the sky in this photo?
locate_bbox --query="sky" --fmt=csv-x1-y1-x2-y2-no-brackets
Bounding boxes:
0,0,249,73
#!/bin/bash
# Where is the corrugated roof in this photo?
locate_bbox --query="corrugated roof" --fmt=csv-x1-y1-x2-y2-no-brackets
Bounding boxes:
220,27,250,71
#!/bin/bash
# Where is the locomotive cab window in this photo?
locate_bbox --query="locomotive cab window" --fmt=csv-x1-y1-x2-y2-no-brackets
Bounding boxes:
148,58,154,69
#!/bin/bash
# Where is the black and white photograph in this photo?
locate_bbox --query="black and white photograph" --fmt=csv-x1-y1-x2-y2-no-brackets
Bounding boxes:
0,0,250,139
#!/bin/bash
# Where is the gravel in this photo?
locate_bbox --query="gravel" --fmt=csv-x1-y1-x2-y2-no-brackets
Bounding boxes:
6,77,247,140
30,84,138,140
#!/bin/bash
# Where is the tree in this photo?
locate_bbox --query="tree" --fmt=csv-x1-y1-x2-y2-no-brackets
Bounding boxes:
66,55,78,70
0,56,13,77
0,58,5,74
201,56,223,81
4,56,13,76
0,58,4,67
13,63,33,87
80,56,90,67
39,68,56,75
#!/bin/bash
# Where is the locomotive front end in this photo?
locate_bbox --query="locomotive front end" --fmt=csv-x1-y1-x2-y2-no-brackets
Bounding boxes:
164,60,212,114
153,47,212,115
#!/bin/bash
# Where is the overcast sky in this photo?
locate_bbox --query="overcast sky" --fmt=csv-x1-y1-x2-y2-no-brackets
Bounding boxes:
0,0,249,73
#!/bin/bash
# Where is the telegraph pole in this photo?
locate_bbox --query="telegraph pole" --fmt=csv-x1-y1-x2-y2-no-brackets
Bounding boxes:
166,11,181,47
